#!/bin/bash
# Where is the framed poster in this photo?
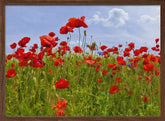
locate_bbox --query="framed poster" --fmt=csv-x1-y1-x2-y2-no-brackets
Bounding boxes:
0,0,165,121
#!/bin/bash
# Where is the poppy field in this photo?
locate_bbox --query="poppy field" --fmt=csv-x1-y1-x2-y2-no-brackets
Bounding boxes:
5,16,160,116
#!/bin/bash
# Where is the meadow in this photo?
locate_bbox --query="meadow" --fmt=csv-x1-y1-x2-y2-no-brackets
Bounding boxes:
5,16,160,116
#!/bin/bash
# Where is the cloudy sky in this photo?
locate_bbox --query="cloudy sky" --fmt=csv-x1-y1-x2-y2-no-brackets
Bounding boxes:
5,5,160,54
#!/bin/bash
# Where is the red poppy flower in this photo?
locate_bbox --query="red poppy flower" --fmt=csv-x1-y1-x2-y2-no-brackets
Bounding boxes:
107,48,114,52
55,37,60,41
134,49,141,56
147,54,158,63
40,35,57,47
117,56,123,61
73,46,83,53
155,69,160,76
10,43,17,49
109,85,119,94
136,76,142,80
151,47,156,51
52,100,67,116
115,77,122,83
6,69,17,78
55,78,70,89
142,96,148,102
60,41,67,46
113,47,118,51
103,51,108,55
29,60,45,68
117,60,126,65
11,63,15,68
124,51,130,57
118,44,122,47
145,75,150,81
107,63,116,68
100,45,108,51
156,44,159,48
143,58,149,65
33,44,38,49
155,38,159,43
142,54,148,58
66,16,88,29
102,70,108,75
18,37,30,47
113,66,120,71
125,48,131,52
128,91,132,94
156,48,160,51
49,32,56,37
54,58,64,66
143,64,155,72
140,46,148,53
97,78,102,82
128,42,135,50
111,72,116,75
60,26,74,34
7,54,13,60
19,60,28,67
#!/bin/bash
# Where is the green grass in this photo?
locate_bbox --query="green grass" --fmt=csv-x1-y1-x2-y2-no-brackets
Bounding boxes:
5,53,160,116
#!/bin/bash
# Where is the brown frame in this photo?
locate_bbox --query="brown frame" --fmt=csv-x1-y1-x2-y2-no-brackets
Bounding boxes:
0,0,165,121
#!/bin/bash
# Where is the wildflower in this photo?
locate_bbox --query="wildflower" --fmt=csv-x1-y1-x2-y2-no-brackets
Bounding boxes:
155,38,159,43
29,60,45,68
19,60,28,67
102,70,108,75
128,91,132,94
100,45,108,51
11,63,15,68
142,96,148,102
97,78,102,82
145,75,150,81
54,58,64,67
118,44,122,47
73,46,83,53
7,54,13,60
18,37,30,47
107,63,115,68
127,64,131,67
60,41,67,47
156,44,159,48
55,78,70,89
147,54,158,63
52,100,68,116
40,35,57,47
6,69,17,78
128,42,135,50
55,37,60,41
151,47,156,51
98,51,103,55
49,32,56,37
115,77,122,83
109,85,119,94
66,16,88,29
48,69,53,74
134,49,141,56
10,43,17,49
140,46,148,53
60,26,74,34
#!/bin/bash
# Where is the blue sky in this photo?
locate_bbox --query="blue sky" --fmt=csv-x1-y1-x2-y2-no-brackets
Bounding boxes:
5,5,160,54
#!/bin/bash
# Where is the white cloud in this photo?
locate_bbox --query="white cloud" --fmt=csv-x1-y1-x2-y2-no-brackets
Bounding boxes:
87,8,129,28
138,15,159,24
70,41,82,46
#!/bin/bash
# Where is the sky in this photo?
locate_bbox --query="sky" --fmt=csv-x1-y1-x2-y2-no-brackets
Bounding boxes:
5,5,160,54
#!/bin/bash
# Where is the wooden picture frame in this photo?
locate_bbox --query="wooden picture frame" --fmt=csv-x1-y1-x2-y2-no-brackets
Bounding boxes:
0,0,165,121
